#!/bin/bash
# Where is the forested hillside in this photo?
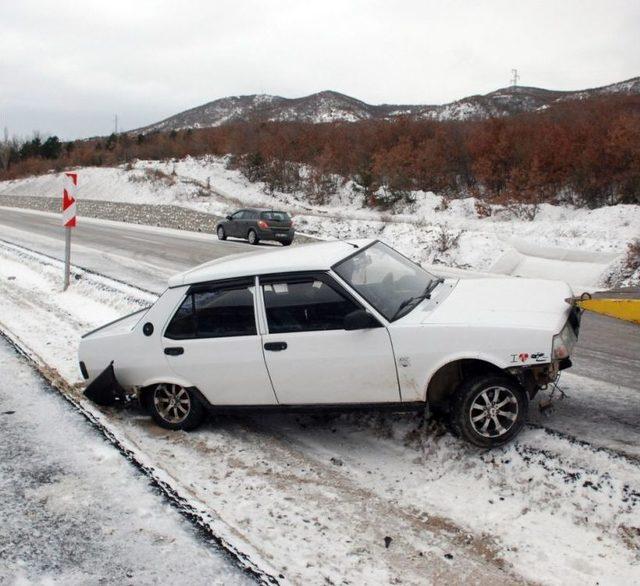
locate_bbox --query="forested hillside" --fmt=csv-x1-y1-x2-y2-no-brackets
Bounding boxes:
2,94,639,208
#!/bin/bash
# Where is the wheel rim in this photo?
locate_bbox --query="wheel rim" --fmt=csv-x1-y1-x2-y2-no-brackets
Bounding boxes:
153,384,191,424
469,386,518,438
217,227,224,238
248,231,256,243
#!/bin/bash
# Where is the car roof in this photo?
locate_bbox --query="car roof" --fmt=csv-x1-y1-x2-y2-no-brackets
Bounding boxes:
168,239,375,287
236,208,288,213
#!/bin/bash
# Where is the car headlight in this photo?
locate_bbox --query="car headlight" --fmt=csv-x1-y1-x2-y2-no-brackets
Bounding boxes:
552,321,578,360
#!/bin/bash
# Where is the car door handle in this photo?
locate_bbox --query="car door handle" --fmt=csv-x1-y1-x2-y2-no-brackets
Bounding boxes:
164,347,184,356
264,342,287,351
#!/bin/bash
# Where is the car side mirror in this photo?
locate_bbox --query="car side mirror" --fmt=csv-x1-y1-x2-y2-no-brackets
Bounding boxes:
344,309,380,331
225,215,232,221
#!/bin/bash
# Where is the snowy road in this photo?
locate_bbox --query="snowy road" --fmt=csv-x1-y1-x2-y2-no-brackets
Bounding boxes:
0,206,249,291
0,336,252,585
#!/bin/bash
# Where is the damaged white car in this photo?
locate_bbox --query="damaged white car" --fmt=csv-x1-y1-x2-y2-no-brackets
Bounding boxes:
79,239,580,448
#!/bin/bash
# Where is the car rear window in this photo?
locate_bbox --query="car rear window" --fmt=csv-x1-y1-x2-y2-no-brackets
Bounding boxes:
165,282,256,339
260,211,290,222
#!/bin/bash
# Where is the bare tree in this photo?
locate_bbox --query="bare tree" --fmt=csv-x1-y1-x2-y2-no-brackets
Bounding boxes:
434,223,462,254
0,127,10,171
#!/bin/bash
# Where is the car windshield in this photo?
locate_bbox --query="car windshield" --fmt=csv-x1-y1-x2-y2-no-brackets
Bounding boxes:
261,211,290,222
333,242,437,321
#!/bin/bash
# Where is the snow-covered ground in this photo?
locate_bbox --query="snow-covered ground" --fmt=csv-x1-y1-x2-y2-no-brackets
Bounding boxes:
1,235,639,584
1,156,638,288
0,336,252,585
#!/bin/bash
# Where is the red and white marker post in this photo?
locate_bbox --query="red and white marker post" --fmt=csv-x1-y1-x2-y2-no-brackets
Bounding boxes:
62,172,78,290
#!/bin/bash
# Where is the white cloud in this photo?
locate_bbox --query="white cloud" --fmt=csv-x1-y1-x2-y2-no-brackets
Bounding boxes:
1,0,638,139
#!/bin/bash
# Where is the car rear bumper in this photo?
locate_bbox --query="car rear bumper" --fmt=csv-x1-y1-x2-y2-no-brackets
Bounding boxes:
257,227,295,241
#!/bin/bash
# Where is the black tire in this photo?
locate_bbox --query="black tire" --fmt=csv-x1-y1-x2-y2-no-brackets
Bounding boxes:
148,383,205,431
247,229,259,245
216,226,226,240
282,239,293,246
447,375,527,448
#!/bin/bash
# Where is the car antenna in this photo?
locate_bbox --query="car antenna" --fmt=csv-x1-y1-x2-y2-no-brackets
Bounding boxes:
346,241,359,248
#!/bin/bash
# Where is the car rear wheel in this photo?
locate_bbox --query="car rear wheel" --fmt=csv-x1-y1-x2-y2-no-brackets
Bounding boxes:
282,239,293,246
447,375,527,448
217,226,226,240
149,383,205,431
247,229,259,245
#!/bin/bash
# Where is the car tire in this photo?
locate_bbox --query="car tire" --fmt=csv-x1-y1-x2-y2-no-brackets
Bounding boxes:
247,229,259,245
447,375,527,448
282,239,293,246
149,383,205,431
217,226,227,240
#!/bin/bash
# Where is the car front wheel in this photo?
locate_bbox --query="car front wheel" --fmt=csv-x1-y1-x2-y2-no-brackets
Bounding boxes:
217,226,226,240
448,375,527,448
149,383,205,431
247,229,259,245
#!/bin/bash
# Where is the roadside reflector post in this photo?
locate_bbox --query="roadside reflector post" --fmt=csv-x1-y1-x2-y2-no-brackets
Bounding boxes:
62,172,78,291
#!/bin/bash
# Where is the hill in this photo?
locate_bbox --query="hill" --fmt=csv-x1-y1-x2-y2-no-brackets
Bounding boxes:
137,77,640,132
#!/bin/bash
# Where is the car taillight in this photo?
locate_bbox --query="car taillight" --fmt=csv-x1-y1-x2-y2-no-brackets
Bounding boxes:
257,220,269,229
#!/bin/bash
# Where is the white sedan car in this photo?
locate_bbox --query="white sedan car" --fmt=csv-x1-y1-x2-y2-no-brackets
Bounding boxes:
79,239,580,448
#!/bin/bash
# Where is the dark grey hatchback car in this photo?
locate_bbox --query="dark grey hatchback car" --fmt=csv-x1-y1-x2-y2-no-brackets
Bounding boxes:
216,209,295,246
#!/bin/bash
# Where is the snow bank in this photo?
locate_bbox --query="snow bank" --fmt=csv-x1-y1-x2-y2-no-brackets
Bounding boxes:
1,156,638,288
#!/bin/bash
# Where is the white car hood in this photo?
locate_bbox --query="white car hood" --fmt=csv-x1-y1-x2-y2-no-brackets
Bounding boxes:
404,277,572,332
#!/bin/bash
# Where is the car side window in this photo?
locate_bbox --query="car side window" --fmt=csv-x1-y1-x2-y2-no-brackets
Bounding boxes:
231,211,245,220
262,277,360,334
165,283,256,339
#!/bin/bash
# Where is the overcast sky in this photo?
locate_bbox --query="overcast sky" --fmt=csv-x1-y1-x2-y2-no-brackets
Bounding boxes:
2,0,639,140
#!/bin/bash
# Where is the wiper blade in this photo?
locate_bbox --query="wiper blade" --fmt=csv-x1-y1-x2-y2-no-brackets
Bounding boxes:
425,277,444,297
390,278,444,321
390,296,422,321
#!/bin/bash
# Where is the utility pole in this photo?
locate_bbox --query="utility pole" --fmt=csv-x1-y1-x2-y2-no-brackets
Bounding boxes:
114,114,118,135
510,69,520,87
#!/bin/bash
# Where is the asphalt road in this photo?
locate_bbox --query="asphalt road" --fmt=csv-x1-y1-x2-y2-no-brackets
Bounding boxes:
1,206,638,390
0,207,262,291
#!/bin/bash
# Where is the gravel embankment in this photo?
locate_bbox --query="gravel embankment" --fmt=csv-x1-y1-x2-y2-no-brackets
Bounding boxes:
0,195,223,233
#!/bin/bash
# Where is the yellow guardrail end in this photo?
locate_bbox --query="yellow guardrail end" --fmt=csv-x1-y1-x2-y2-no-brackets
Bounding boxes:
575,298,640,325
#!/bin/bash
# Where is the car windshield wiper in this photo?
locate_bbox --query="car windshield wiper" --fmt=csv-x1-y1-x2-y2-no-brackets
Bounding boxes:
424,277,444,297
390,278,444,321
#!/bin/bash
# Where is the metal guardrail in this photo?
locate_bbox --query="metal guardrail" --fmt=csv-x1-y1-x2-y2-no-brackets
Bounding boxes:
570,293,640,325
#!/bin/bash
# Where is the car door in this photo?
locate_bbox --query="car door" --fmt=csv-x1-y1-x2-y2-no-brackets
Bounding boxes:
244,210,258,237
227,211,245,238
161,278,277,405
258,273,400,405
